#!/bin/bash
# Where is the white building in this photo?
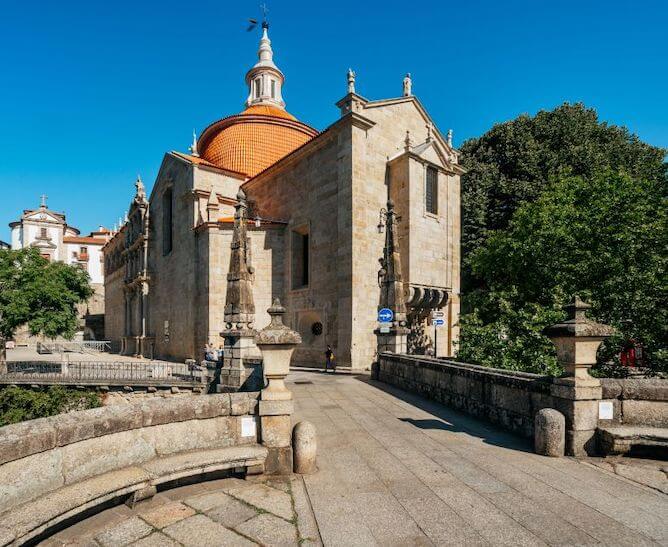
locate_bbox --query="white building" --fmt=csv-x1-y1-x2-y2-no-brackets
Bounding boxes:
8,196,110,285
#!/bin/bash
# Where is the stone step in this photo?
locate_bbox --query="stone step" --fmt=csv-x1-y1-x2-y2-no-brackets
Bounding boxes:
598,426,668,457
0,444,267,546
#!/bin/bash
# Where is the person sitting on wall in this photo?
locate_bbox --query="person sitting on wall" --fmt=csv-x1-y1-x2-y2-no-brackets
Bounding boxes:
204,343,216,362
325,345,336,373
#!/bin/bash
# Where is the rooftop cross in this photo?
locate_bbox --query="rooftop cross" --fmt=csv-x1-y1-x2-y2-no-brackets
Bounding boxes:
40,194,48,208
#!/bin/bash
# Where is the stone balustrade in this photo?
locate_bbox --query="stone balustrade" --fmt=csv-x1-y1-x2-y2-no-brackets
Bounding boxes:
0,392,267,545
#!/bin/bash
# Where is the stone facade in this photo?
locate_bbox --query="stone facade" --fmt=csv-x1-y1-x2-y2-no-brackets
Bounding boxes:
103,29,462,370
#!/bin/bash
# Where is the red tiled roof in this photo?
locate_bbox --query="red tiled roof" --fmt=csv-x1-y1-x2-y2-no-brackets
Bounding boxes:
198,106,318,178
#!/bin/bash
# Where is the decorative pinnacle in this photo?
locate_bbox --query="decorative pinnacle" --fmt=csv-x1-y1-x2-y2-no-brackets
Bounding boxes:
189,130,199,157
404,130,412,151
402,73,412,96
347,68,356,94
447,129,453,147
207,186,218,207
426,123,433,142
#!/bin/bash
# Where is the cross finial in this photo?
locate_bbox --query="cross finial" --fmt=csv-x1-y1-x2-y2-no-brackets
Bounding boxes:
260,3,269,26
40,194,48,208
426,123,433,142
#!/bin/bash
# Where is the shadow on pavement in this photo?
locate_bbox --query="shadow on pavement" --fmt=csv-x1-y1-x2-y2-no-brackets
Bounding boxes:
356,374,533,453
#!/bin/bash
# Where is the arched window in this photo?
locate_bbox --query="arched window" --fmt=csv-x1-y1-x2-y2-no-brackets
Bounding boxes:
254,78,261,98
271,79,276,99
162,188,173,255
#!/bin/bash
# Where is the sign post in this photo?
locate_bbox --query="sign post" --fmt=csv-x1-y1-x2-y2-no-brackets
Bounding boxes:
431,310,445,357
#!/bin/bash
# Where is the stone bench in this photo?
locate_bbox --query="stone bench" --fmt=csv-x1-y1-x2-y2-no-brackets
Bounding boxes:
0,392,264,546
0,444,267,546
598,426,668,456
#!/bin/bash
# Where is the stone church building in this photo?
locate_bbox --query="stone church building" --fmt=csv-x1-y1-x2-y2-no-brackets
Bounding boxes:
104,23,463,370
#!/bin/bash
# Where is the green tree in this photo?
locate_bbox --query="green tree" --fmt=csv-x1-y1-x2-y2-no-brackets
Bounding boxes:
457,172,668,373
0,386,101,426
460,103,667,292
0,248,92,366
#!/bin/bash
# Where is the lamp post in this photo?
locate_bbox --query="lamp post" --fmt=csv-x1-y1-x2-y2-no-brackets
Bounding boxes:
375,200,408,355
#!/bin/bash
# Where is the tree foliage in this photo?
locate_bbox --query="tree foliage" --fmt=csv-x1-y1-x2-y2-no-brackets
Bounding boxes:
0,248,93,341
457,172,668,373
460,103,667,291
0,386,101,426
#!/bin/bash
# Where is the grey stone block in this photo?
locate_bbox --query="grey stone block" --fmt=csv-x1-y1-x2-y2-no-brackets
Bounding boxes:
259,399,294,416
534,408,565,457
0,418,56,465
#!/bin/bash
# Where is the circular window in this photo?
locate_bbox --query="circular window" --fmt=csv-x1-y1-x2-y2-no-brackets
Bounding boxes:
311,322,323,336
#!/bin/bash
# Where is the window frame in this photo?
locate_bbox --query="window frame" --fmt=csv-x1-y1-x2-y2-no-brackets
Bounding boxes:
425,165,439,215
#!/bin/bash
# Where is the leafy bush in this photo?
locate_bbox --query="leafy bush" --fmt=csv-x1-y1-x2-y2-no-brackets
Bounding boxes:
458,171,667,374
0,386,101,426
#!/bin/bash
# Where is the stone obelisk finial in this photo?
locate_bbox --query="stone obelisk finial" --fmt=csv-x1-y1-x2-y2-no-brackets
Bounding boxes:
224,188,255,330
219,188,258,390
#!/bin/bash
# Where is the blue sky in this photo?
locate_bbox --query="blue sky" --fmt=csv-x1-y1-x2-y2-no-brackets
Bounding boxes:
1,0,666,241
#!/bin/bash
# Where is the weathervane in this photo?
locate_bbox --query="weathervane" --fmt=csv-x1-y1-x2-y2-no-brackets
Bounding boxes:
247,3,269,31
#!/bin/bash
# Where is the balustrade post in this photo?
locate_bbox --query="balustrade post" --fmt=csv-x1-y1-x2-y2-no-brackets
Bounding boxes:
543,296,614,456
255,299,301,474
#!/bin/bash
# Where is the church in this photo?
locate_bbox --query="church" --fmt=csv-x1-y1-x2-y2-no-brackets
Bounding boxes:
104,22,463,370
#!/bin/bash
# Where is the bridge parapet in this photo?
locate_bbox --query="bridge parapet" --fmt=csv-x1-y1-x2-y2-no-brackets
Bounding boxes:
0,392,266,545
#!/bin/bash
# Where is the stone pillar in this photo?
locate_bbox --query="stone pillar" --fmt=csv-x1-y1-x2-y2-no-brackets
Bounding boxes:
220,189,258,390
255,298,301,475
375,200,409,355
544,296,614,456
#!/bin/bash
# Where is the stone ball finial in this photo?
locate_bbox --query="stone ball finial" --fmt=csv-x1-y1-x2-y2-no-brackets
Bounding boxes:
255,298,302,346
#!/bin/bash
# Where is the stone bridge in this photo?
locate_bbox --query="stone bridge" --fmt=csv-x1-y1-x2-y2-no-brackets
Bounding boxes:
1,370,666,546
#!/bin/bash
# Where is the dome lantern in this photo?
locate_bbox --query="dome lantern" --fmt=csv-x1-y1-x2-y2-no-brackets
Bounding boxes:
245,22,285,110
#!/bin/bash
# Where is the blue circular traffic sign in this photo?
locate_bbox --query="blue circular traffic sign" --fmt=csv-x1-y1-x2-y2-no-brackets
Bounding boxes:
378,308,394,322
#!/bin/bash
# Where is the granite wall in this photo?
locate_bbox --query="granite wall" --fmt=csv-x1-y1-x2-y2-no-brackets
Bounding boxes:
376,353,555,438
599,378,668,428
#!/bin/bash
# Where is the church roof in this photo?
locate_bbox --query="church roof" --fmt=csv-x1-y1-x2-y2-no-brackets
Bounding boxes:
197,106,318,178
193,23,318,178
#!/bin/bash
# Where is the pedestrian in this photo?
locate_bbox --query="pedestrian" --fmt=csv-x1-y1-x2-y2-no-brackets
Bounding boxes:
324,345,335,373
204,343,215,362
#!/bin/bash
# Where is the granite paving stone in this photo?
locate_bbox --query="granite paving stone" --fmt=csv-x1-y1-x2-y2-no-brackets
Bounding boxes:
129,531,182,547
163,514,255,547
205,493,259,528
226,483,294,521
235,513,299,545
94,517,153,547
137,501,195,529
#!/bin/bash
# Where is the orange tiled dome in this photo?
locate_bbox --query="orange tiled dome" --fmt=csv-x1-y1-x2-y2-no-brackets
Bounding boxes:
198,105,318,178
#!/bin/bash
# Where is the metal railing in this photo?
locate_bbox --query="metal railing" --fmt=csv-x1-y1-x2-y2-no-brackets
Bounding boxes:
36,341,112,354
2,361,197,384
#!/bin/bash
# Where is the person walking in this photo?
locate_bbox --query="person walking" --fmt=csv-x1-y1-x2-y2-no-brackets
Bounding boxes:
324,345,335,373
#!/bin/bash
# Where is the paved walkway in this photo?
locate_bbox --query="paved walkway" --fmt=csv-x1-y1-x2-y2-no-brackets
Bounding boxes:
45,371,668,546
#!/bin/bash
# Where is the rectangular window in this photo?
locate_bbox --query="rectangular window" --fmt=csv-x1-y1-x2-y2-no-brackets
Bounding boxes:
162,189,173,255
291,228,309,289
271,79,276,98
254,78,261,98
40,227,47,238
80,246,87,255
426,166,438,215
